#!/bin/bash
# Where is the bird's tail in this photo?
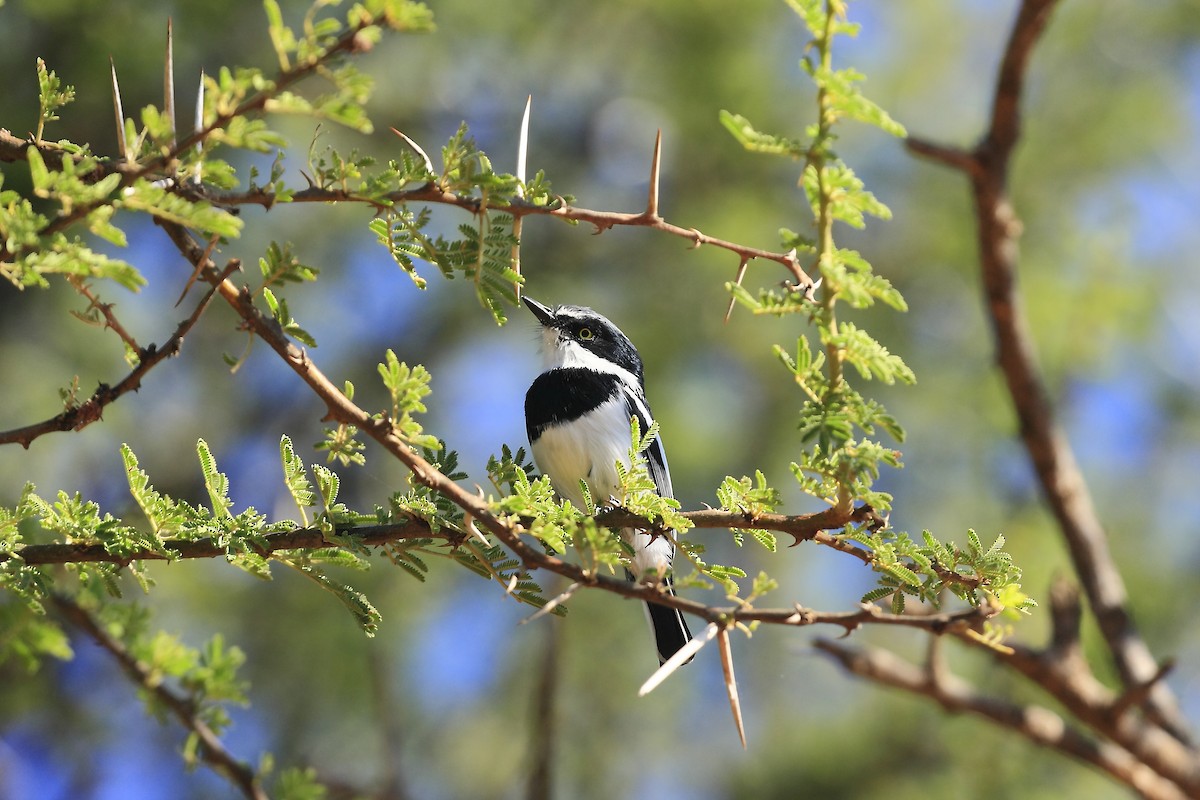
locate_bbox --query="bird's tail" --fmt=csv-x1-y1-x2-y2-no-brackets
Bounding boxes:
645,576,693,665
626,566,693,665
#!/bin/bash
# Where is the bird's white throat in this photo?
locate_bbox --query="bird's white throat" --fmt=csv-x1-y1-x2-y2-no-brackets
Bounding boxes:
539,328,641,388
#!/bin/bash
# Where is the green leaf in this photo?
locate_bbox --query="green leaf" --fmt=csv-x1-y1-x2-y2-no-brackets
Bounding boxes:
377,350,438,446
274,767,328,800
884,563,923,588
262,287,318,347
289,560,381,636
120,180,243,239
15,240,144,292
719,110,806,157
259,241,318,288
35,58,75,138
197,439,233,519
280,435,315,522
815,65,907,138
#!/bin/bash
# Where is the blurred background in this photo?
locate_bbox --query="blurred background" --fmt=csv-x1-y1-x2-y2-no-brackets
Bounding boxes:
1,1,1199,798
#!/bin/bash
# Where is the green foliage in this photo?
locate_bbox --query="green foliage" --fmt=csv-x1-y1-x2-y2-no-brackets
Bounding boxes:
35,58,75,141
377,349,438,447
360,120,572,323
280,435,317,525
616,418,690,536
847,527,1037,619
717,472,781,551
391,443,465,533
485,444,537,495
721,0,911,523
259,241,319,290
284,558,381,636
263,286,318,347
488,460,577,559
719,111,806,158
274,767,329,800
0,603,72,670
93,601,250,754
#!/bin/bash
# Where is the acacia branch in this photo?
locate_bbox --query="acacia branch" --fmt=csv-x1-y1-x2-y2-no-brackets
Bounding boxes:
139,219,985,642
66,276,142,352
0,262,232,448
814,638,1190,800
0,15,384,267
51,594,268,800
8,507,867,567
906,0,1188,739
199,179,813,285
7,520,451,565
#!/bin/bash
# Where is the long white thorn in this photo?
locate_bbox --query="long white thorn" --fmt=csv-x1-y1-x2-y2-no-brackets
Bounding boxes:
512,94,531,302
725,258,750,325
390,127,434,176
164,19,176,148
520,582,579,625
516,94,531,197
110,58,129,162
718,627,747,749
193,70,206,184
646,129,662,219
638,621,718,697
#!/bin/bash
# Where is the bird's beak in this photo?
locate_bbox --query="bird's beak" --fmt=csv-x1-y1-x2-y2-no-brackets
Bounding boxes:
522,296,556,326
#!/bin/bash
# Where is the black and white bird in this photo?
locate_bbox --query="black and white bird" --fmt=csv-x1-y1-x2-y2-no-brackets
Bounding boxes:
522,296,693,665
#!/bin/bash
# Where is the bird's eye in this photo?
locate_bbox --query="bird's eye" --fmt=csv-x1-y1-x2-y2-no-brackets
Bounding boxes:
577,327,594,341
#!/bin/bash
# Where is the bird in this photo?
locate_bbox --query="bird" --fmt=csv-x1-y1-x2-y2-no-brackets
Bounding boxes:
522,295,693,665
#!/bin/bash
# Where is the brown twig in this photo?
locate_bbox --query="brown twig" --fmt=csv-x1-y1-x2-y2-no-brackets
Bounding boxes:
905,0,1188,740
989,640,1199,794
66,276,141,352
195,181,813,287
0,262,233,448
51,594,269,800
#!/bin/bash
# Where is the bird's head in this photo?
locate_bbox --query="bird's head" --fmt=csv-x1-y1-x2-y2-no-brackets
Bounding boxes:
523,296,644,386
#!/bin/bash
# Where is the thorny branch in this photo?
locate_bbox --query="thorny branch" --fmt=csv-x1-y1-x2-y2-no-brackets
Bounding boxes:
781,1,1200,797
908,0,1189,741
136,219,996,644
813,638,1190,800
8,507,871,567
0,13,390,267
0,263,233,448
196,180,813,285
0,124,812,290
51,594,269,800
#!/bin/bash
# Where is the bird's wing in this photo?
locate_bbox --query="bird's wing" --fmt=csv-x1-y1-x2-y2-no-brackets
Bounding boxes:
622,384,674,499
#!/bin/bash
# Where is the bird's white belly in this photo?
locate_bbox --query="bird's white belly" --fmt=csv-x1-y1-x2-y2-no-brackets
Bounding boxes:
531,396,675,579
531,396,630,511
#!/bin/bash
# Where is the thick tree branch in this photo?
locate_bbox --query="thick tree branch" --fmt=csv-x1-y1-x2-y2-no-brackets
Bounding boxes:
51,594,268,800
814,638,1189,800
906,0,1187,739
